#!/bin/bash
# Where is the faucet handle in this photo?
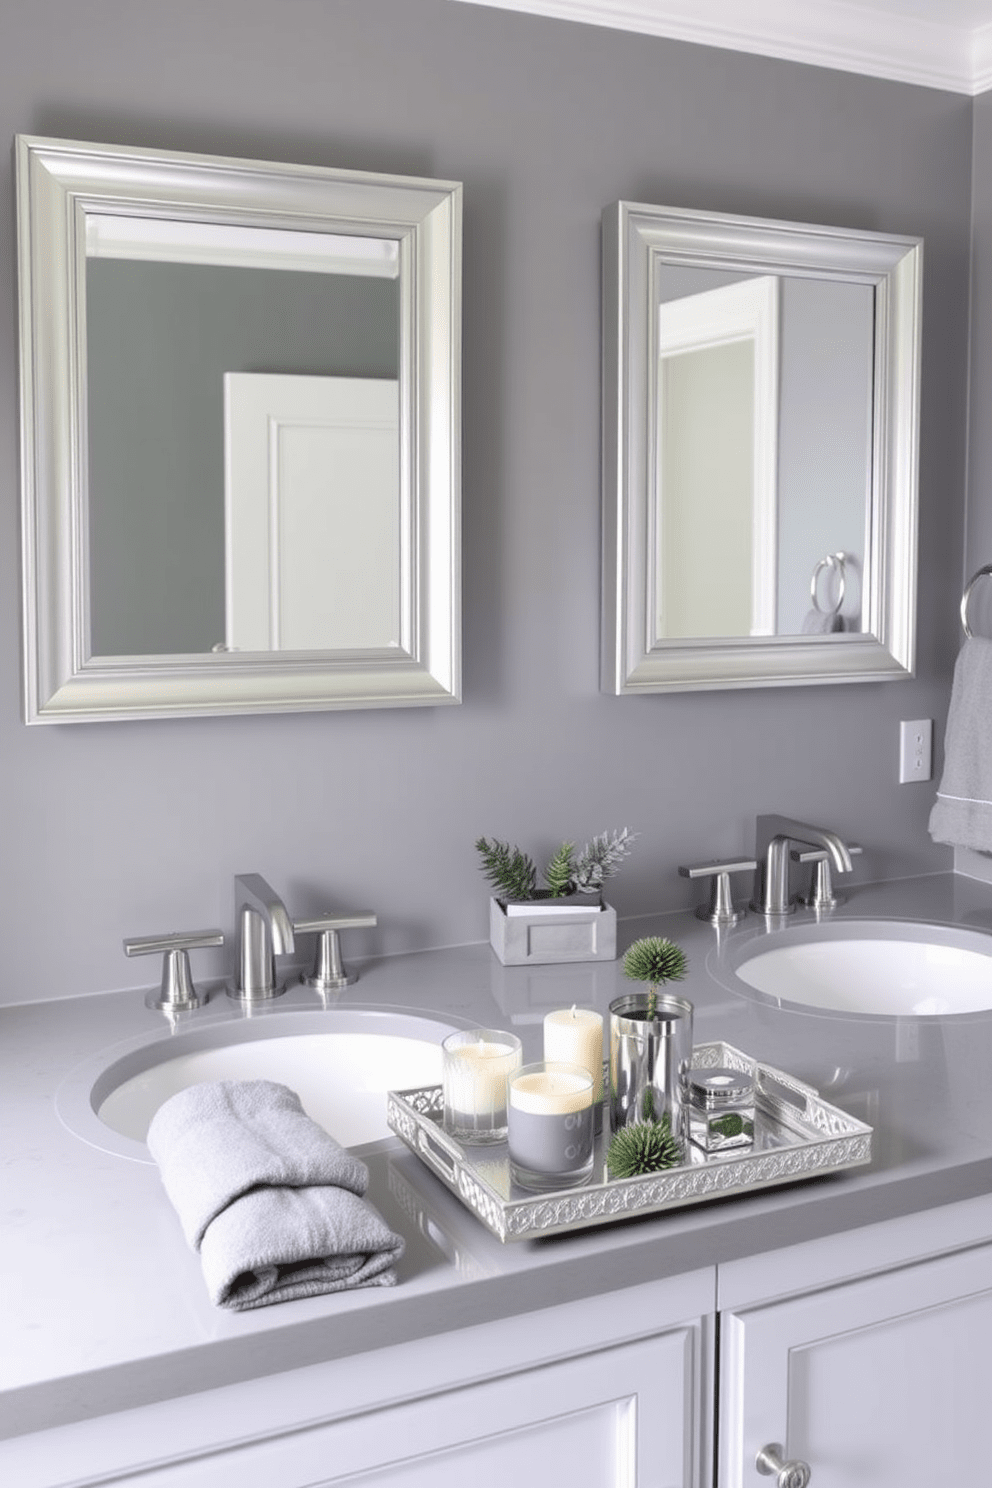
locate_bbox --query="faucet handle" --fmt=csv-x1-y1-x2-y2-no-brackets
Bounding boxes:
791,843,862,909
679,859,757,926
124,928,224,1013
293,911,377,992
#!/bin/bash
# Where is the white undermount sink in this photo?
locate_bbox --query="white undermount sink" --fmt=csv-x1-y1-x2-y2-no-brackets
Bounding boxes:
57,1005,456,1161
732,919,992,1017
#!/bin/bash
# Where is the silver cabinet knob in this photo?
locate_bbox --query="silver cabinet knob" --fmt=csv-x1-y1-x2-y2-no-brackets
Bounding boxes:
679,858,757,926
293,911,377,992
124,929,224,1012
756,1442,812,1488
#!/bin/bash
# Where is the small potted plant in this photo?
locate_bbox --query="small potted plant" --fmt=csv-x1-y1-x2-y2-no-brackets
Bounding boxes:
476,829,636,965
606,1109,683,1179
609,936,693,1136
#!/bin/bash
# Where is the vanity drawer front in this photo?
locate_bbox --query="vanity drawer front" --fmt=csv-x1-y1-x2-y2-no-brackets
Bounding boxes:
92,1326,705,1488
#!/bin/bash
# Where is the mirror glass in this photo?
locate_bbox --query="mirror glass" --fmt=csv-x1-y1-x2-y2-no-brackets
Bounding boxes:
655,267,873,639
86,222,401,657
602,202,922,692
17,137,461,721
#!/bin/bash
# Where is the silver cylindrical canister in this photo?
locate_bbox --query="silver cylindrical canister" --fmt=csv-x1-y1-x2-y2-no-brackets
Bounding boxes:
609,992,694,1137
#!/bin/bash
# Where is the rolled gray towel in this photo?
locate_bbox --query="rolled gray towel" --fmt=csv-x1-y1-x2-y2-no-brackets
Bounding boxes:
147,1080,404,1310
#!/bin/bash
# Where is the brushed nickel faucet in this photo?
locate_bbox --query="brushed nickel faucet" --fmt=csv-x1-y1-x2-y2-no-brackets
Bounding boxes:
294,910,378,993
792,842,863,911
228,872,296,1002
751,815,854,916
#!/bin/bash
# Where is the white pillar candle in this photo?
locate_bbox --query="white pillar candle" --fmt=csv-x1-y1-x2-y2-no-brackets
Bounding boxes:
543,1006,604,1102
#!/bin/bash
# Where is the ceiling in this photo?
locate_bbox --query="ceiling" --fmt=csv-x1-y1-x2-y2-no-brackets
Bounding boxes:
451,0,992,93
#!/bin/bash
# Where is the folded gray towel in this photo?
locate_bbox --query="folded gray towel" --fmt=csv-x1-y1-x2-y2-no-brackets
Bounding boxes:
929,636,992,853
147,1080,404,1310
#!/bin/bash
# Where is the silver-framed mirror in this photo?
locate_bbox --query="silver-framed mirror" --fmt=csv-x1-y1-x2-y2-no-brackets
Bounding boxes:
16,135,461,722
602,201,922,693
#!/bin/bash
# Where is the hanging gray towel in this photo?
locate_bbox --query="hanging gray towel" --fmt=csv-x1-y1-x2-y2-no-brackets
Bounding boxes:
929,636,992,853
147,1079,404,1310
801,610,844,634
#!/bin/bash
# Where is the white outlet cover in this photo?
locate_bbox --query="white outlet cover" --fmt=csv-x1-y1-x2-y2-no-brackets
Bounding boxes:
899,718,933,783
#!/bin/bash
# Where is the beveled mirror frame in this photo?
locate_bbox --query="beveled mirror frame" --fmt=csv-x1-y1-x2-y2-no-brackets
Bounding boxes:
602,201,923,693
16,135,461,722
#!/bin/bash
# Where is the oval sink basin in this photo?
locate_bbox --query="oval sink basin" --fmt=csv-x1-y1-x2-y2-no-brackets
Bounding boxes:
58,1006,457,1161
732,920,992,1017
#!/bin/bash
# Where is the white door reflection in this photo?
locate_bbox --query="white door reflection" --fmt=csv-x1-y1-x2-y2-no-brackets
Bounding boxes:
223,374,400,652
656,277,779,640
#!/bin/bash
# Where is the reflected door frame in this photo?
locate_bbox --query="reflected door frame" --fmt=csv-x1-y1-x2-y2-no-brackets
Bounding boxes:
654,276,779,639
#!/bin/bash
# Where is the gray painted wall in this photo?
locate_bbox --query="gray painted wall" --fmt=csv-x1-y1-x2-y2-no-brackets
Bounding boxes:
777,278,874,634
0,0,972,1003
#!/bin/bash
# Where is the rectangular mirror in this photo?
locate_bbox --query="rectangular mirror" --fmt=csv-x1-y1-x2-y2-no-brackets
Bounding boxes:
17,136,461,721
602,201,922,692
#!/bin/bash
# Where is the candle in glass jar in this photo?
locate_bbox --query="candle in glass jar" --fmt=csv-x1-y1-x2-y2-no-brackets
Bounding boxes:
442,1029,522,1144
543,1006,604,1102
508,1061,594,1190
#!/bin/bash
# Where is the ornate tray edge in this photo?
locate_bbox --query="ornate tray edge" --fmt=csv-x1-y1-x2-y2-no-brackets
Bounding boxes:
387,1041,874,1244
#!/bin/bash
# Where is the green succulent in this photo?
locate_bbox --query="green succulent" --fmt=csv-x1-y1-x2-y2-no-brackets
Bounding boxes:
474,838,537,902
622,936,688,1018
545,842,576,898
476,828,636,902
607,1115,683,1178
710,1112,753,1141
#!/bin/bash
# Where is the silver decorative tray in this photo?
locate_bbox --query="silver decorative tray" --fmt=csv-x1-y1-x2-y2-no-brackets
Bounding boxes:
387,1041,873,1243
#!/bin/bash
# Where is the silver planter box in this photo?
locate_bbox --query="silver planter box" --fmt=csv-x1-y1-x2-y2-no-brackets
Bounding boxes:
488,895,617,965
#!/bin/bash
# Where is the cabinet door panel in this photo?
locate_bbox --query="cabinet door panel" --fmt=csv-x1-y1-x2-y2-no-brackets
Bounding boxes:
110,1325,702,1488
333,1397,629,1487
720,1242,992,1488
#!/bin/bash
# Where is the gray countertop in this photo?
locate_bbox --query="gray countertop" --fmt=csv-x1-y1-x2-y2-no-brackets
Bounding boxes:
4,872,992,1439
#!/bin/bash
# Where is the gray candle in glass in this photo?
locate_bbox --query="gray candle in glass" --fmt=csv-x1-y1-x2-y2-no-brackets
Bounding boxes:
508,1061,594,1191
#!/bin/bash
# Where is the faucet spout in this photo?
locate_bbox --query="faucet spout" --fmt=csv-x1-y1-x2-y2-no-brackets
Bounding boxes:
752,815,854,917
230,872,296,1001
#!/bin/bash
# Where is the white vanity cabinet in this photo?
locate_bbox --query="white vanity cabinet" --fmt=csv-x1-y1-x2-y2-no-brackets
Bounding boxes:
10,1272,714,1488
13,1197,992,1488
717,1196,992,1488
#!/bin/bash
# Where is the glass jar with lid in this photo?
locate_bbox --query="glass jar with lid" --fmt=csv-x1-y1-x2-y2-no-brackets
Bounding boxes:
687,1066,756,1154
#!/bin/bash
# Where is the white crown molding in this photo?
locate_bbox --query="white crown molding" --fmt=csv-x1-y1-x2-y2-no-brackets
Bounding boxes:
451,0,989,94
973,22,992,94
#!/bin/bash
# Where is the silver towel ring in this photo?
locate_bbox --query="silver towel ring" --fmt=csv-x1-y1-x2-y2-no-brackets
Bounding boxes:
961,564,992,638
810,552,846,616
